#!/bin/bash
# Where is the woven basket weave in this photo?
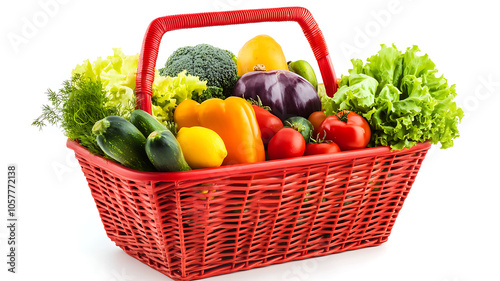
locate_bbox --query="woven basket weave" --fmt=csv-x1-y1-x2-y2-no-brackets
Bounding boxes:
67,7,432,281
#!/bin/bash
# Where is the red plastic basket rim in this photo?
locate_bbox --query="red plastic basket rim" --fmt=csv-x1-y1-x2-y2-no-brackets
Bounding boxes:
67,139,431,182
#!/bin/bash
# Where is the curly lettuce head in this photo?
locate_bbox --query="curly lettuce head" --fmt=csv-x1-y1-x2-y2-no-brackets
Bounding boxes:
72,49,207,124
322,44,464,150
72,48,138,118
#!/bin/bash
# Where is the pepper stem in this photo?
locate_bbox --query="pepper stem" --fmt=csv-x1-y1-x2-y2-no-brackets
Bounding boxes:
253,64,266,71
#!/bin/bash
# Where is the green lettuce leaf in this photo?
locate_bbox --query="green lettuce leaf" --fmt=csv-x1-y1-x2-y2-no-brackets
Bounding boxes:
72,48,138,118
152,70,207,123
322,44,464,150
72,49,208,124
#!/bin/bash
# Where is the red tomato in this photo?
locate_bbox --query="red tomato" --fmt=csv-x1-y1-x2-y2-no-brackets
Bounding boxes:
252,105,283,145
308,111,327,137
267,128,306,160
318,110,371,151
304,142,341,156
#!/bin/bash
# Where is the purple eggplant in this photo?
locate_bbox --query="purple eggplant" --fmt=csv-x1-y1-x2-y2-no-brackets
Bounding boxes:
232,69,321,121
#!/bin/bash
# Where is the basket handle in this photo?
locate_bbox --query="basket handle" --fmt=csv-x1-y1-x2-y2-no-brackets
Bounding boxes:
136,6,338,114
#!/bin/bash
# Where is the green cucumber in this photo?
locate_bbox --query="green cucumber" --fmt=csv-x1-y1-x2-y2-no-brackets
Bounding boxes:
130,109,167,137
288,60,318,91
145,130,191,172
92,116,155,171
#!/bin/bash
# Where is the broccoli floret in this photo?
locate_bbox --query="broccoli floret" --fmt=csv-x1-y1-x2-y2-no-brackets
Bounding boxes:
191,86,225,104
159,44,239,97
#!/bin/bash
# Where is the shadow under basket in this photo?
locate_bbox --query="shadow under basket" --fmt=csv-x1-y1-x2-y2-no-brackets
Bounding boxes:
67,139,431,281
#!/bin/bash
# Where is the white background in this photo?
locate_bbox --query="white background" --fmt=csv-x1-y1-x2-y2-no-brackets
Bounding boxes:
1,0,499,281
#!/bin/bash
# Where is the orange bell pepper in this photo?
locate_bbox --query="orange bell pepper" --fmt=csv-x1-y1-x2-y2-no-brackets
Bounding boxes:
174,97,265,165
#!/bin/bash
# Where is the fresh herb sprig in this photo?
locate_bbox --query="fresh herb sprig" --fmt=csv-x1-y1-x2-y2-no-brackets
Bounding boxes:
32,74,125,155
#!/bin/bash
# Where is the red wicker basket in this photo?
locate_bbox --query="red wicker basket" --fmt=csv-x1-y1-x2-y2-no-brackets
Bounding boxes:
67,7,432,281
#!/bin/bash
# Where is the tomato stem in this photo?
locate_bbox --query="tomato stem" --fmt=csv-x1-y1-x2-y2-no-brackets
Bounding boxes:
247,95,272,111
310,130,332,143
334,110,350,123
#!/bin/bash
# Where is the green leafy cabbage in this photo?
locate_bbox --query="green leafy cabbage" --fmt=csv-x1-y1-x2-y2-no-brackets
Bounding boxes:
321,44,464,150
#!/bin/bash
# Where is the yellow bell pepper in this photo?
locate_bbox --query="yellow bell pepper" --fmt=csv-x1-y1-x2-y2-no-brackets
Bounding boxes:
174,97,265,165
